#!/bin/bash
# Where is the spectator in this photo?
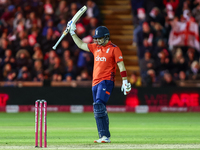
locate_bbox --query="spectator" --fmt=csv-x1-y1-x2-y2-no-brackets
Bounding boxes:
192,0,200,27
131,0,145,26
17,66,28,80
23,2,32,15
0,38,10,58
32,48,43,62
56,39,71,57
178,70,188,81
5,72,16,81
152,39,168,59
76,22,86,39
85,17,99,36
62,49,72,62
185,48,199,70
19,38,33,55
64,73,73,82
15,49,32,70
54,0,69,22
76,69,91,81
28,29,42,47
187,61,200,80
131,0,145,27
16,19,25,34
155,50,171,78
143,69,157,86
17,70,32,81
182,1,191,19
140,51,155,78
43,0,54,15
1,49,16,68
33,72,44,82
83,0,101,25
32,60,43,81
137,22,155,59
192,1,200,27
42,14,52,30
52,73,62,81
13,30,27,54
133,8,147,46
147,7,165,26
42,19,57,36
171,48,187,77
76,50,93,75
163,0,179,12
41,28,57,54
25,11,42,30
70,2,78,11
2,63,16,81
43,50,57,70
152,22,167,43
44,56,65,79
1,5,15,28
13,12,25,30
64,59,77,80
160,71,177,86
57,18,67,33
129,71,142,87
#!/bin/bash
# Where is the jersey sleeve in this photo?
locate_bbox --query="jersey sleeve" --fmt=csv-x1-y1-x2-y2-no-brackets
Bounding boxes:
87,43,97,54
114,47,123,63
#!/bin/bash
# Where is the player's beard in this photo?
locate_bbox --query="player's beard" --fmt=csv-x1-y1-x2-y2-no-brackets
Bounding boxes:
96,38,104,45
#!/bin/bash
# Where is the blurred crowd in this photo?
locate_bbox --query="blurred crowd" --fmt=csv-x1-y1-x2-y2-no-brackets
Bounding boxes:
131,0,200,87
0,0,101,82
2,0,200,87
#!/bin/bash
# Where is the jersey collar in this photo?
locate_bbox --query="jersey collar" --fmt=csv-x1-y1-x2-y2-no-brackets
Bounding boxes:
104,41,111,47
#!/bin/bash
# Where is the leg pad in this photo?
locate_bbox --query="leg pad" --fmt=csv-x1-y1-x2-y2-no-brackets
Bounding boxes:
93,102,110,138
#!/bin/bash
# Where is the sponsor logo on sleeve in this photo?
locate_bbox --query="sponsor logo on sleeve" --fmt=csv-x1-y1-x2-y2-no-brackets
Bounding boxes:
119,56,123,59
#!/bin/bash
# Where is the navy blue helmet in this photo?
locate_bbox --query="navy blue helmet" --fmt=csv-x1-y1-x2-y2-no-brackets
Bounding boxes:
93,26,110,39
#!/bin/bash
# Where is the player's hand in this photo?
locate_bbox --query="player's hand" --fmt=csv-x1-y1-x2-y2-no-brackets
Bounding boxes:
67,20,76,36
121,80,131,95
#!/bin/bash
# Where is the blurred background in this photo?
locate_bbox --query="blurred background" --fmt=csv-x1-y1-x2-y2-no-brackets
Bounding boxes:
0,0,200,112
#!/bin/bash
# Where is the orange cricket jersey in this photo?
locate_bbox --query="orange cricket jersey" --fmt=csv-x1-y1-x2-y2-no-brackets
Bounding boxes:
88,41,123,86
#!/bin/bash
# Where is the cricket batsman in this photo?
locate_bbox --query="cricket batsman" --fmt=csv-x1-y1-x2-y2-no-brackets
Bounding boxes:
67,21,131,143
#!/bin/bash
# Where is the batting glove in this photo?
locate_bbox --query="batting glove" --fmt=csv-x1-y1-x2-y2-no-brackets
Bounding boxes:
67,20,76,36
121,80,131,95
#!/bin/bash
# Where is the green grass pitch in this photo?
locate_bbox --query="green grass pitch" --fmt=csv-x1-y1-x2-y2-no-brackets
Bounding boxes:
0,112,200,150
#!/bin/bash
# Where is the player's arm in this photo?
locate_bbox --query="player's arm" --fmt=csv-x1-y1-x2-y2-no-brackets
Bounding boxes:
117,61,131,95
71,34,90,52
117,61,127,80
69,22,90,52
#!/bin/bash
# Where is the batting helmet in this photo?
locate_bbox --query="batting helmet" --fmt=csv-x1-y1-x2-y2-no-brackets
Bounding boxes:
93,26,110,39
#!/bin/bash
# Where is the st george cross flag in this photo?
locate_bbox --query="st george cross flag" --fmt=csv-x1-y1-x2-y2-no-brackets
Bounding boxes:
168,20,200,51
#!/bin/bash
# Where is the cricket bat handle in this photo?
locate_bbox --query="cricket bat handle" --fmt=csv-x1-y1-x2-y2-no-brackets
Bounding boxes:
52,29,69,50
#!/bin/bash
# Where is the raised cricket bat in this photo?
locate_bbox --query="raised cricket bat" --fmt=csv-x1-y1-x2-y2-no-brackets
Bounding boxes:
52,5,87,50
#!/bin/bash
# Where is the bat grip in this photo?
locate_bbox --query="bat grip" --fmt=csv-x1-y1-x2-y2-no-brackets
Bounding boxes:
52,31,68,50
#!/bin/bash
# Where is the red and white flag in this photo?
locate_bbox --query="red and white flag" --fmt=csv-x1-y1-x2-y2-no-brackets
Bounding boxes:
168,20,200,51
